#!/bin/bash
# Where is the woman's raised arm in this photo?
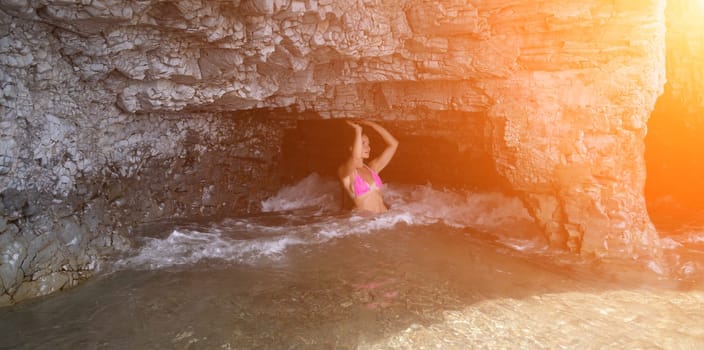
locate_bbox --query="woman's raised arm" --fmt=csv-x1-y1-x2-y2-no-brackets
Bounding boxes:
360,120,398,173
346,120,363,165
338,120,364,199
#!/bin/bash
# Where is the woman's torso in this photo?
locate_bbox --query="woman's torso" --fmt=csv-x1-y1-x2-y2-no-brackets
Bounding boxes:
350,165,387,213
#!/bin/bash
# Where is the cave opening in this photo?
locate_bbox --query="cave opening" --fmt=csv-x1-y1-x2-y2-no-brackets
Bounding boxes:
645,87,704,225
277,113,513,197
645,0,704,228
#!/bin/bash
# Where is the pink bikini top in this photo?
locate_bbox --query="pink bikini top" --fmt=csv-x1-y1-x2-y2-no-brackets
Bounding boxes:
353,165,383,197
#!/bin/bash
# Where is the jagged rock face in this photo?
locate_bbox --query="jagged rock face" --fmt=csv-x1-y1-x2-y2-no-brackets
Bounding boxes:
0,1,662,116
0,0,669,304
0,6,291,305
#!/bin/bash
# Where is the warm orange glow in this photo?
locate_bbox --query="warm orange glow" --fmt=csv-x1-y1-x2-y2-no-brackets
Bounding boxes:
646,0,704,213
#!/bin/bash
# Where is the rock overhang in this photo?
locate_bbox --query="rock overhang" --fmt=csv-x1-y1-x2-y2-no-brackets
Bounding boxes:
14,0,704,309
0,0,670,270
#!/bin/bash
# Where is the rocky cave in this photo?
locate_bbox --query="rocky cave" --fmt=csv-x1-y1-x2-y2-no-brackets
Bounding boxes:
1,0,703,307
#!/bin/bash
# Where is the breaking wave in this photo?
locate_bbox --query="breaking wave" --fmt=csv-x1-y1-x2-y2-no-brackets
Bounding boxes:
118,173,541,270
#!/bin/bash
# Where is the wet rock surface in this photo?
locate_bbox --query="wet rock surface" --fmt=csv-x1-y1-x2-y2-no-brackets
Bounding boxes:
0,0,685,304
0,108,290,306
0,10,292,305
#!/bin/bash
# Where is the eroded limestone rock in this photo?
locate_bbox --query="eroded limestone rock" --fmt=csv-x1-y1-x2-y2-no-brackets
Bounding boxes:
0,0,673,305
0,8,294,306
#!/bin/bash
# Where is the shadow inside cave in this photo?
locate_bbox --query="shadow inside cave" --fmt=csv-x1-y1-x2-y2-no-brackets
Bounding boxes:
646,87,704,231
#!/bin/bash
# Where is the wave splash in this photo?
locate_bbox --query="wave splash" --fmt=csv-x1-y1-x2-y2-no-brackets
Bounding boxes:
261,173,342,213
118,173,541,270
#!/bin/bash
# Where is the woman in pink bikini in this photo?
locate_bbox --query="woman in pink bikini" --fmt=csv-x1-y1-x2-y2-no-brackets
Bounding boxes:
338,120,399,213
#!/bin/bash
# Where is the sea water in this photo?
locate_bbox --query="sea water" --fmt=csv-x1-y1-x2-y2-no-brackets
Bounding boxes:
1,174,704,349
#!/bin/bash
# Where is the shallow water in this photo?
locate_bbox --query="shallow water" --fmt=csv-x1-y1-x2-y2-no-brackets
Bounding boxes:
2,175,704,349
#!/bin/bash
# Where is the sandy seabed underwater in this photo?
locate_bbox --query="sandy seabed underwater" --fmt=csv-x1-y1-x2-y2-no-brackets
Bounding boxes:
2,173,704,349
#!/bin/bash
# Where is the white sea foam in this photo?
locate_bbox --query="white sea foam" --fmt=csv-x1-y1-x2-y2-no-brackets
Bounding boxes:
658,228,704,250
660,237,683,250
261,173,341,213
685,232,704,244
384,184,534,229
119,174,541,269
118,229,307,269
500,237,547,252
